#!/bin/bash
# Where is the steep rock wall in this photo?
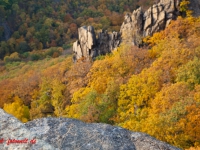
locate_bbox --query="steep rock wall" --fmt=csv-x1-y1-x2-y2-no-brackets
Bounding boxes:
73,26,121,61
120,0,181,45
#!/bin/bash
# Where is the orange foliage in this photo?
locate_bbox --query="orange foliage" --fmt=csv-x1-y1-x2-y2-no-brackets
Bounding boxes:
87,17,94,23
69,23,78,33
109,12,123,26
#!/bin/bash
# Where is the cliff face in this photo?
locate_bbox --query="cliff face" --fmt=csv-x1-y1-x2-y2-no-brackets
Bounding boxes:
73,0,182,61
120,0,180,46
73,26,121,61
0,109,180,150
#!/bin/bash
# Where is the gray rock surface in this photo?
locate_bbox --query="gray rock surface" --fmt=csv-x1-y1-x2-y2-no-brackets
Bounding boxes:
189,0,200,17
97,30,121,55
0,108,180,150
0,109,56,150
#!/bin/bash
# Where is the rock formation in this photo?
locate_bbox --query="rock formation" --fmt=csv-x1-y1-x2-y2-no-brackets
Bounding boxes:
0,108,180,150
97,30,121,55
120,0,181,46
73,0,200,60
73,0,182,60
73,26,97,61
73,26,121,61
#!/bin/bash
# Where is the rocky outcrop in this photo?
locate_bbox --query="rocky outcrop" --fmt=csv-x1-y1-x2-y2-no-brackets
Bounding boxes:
73,26,120,61
73,0,200,60
73,26,97,61
120,0,181,46
73,0,181,60
97,30,121,55
0,109,180,150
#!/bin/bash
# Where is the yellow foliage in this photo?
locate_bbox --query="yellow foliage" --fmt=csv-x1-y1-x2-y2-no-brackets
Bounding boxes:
66,87,92,119
51,79,66,117
88,44,151,93
3,96,30,123
116,16,200,149
117,69,162,131
194,85,200,103
180,0,193,17
0,14,200,150
146,83,200,148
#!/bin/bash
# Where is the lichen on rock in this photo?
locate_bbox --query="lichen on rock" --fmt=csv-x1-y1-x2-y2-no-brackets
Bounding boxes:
0,108,180,150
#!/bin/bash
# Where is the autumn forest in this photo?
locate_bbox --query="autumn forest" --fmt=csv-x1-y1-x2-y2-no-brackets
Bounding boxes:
0,0,200,149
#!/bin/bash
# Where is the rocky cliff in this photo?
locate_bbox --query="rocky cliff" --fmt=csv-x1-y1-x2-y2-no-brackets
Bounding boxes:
0,109,180,150
73,26,121,61
73,0,183,61
120,0,180,46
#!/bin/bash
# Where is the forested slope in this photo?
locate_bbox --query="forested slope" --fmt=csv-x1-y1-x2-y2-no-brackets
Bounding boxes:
0,0,154,59
0,0,200,149
0,15,200,149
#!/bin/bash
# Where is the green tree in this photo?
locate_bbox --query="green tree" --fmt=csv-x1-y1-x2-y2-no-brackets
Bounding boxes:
30,78,53,119
176,57,200,89
0,41,9,59
100,16,110,29
17,41,30,53
35,27,50,47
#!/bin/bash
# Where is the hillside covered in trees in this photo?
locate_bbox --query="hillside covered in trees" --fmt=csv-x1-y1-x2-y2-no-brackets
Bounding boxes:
0,0,200,149
0,0,155,60
1,15,200,149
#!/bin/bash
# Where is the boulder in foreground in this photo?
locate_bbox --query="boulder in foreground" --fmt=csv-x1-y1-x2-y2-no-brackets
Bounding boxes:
0,109,180,150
